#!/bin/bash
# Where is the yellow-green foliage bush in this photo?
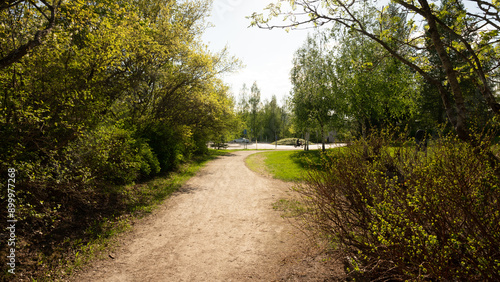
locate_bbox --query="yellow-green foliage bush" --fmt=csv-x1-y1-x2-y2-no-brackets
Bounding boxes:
302,131,500,280
71,125,161,185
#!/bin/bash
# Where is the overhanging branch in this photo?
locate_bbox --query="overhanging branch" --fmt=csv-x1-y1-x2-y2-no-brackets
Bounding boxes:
0,0,61,69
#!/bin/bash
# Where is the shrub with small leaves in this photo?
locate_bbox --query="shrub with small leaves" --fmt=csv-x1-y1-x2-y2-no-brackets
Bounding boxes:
300,130,500,281
71,125,160,185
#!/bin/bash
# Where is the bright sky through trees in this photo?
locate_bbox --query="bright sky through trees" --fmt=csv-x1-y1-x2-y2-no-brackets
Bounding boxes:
202,0,309,104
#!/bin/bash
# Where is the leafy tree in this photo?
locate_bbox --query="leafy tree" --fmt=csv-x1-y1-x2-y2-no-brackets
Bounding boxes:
0,1,241,278
279,95,294,139
0,0,62,69
250,0,500,141
291,33,340,151
237,83,250,116
1,0,240,187
235,83,293,142
331,23,421,136
418,0,494,130
1,0,142,166
248,81,262,141
261,95,283,142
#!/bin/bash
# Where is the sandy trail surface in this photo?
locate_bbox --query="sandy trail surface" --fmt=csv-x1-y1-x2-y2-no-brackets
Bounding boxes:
72,150,341,281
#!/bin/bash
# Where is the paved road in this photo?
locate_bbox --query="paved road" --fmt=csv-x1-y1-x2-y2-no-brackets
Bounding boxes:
225,142,346,150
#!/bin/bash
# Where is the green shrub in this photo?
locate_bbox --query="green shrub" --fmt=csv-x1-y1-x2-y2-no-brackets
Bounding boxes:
71,125,160,185
300,130,500,280
135,139,161,179
140,123,195,172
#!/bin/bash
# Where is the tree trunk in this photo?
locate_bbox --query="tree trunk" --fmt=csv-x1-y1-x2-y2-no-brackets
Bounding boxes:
321,126,326,152
0,2,59,70
419,0,470,141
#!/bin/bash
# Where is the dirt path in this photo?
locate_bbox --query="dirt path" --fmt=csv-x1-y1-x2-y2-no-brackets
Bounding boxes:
72,151,342,281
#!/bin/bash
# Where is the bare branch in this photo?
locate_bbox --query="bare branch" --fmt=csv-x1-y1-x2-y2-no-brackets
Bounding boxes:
27,0,50,21
0,0,24,11
0,0,61,69
466,0,500,30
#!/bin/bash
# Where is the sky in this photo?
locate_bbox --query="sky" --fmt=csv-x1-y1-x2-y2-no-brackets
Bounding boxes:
200,0,487,108
201,0,310,105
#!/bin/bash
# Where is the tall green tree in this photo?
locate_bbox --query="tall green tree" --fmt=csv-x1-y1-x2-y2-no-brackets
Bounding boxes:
237,83,250,116
236,86,293,142
331,25,421,136
279,95,294,139
249,81,261,141
251,0,500,141
261,95,282,142
291,33,340,151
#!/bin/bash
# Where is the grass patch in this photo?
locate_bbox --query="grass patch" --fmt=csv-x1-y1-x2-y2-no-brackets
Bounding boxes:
246,151,303,181
272,199,308,218
244,151,271,178
264,151,314,182
37,149,228,281
246,149,342,182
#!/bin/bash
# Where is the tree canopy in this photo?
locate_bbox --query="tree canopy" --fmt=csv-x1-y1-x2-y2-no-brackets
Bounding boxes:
250,0,500,141
291,33,338,150
0,1,240,278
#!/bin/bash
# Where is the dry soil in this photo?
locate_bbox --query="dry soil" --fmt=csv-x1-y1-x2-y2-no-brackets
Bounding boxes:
71,151,344,281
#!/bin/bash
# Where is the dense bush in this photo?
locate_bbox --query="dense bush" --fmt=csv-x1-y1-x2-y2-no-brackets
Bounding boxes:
2,124,161,232
69,124,161,185
300,131,500,280
139,123,196,173
0,120,202,278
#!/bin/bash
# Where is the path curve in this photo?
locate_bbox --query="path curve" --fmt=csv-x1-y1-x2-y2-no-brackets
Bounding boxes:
72,151,310,281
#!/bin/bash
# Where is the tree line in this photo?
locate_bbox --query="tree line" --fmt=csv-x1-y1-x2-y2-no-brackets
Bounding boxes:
254,0,500,143
0,0,239,277
234,82,294,143
251,1,500,280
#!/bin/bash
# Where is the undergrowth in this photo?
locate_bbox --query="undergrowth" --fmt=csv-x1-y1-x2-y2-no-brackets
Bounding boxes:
0,150,228,281
298,130,500,281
